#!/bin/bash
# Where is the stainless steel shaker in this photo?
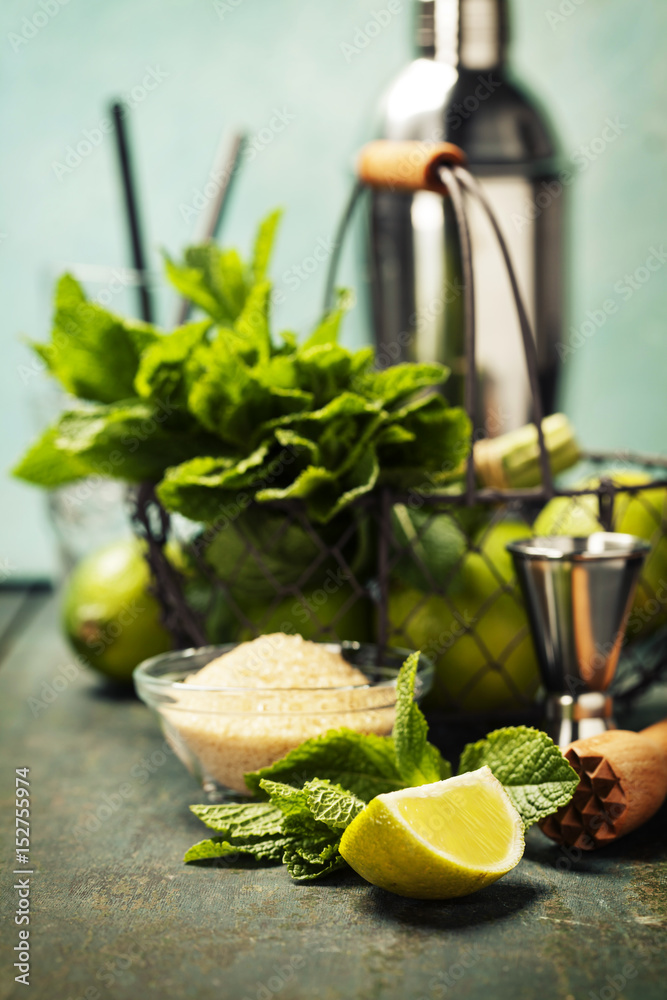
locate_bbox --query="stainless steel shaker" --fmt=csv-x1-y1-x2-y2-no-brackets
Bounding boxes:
368,0,565,434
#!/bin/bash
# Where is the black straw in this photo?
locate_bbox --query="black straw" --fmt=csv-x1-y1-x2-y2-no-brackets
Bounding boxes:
111,102,153,323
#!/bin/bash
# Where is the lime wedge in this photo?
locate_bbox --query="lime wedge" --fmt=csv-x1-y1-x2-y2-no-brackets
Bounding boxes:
339,766,524,899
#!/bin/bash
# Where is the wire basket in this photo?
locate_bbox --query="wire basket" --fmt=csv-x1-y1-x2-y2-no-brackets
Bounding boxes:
130,141,667,714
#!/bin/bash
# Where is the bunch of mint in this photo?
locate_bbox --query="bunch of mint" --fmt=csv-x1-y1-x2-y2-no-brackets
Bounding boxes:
185,653,579,881
13,211,471,528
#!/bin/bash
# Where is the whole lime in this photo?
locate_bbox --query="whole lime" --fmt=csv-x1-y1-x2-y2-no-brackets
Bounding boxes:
237,580,373,644
63,538,173,683
204,507,373,605
390,503,489,591
534,472,667,638
387,519,539,712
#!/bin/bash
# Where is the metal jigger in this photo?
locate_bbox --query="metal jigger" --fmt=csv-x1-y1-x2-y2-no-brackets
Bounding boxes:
507,533,650,748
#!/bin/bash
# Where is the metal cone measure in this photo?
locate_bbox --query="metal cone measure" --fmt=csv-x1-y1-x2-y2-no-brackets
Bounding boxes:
507,533,650,747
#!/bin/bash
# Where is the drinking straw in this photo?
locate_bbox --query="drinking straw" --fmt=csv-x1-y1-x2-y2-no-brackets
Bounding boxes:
173,130,245,327
111,102,154,323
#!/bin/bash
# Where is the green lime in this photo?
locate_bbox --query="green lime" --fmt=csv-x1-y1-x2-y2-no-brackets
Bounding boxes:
204,507,374,605
390,504,488,591
534,472,667,638
387,519,539,712
237,581,373,644
63,538,173,683
339,766,524,899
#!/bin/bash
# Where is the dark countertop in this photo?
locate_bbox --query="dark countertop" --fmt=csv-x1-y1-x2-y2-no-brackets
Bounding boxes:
0,590,666,1000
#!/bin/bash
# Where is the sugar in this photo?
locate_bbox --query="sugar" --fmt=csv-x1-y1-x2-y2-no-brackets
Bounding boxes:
162,633,396,794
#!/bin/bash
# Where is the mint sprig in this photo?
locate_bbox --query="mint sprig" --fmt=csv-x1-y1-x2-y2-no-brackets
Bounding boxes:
185,654,578,881
14,210,471,528
458,726,580,827
244,729,404,802
394,651,451,785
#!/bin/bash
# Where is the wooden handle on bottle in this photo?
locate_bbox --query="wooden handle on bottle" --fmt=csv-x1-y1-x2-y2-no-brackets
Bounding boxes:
357,140,467,194
640,718,667,756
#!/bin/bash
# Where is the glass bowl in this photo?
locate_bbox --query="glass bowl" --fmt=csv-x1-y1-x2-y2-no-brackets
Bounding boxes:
134,641,433,800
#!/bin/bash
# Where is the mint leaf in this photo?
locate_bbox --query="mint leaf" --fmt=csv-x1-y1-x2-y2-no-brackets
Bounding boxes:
284,848,346,882
394,652,451,786
14,405,159,487
295,344,358,407
186,800,290,865
290,838,340,865
302,779,366,830
458,727,579,828
13,426,96,487
378,396,471,482
259,779,326,832
34,275,157,404
164,256,224,321
234,280,272,365
258,778,347,881
185,336,312,448
25,401,220,485
255,447,379,524
156,456,239,523
134,320,211,404
251,209,282,283
165,245,248,324
302,289,352,349
246,729,404,801
189,802,283,838
361,362,449,406
184,836,289,863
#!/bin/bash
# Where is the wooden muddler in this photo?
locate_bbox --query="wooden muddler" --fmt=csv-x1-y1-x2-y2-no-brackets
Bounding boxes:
540,719,667,850
356,140,467,194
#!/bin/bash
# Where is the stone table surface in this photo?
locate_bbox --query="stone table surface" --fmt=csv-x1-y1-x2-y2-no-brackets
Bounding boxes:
0,591,666,1000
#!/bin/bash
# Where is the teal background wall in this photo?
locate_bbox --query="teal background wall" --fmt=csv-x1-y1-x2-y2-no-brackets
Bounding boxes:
1,0,666,578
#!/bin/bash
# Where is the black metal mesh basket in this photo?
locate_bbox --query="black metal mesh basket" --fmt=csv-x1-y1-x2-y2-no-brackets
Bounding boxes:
130,145,667,714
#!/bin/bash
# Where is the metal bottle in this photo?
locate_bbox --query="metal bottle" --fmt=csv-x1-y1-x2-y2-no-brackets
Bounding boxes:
368,0,565,434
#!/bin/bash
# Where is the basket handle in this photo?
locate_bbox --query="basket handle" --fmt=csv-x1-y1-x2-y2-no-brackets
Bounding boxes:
352,140,554,497
357,140,467,195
